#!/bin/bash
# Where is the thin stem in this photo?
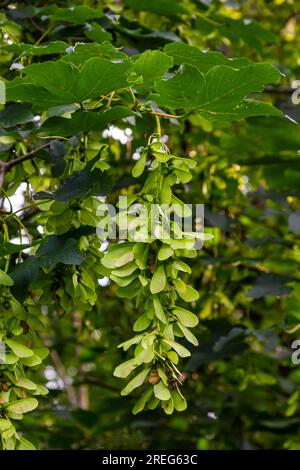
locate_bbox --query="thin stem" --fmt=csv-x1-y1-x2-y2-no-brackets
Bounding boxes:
0,187,13,212
1,200,50,221
2,222,10,273
106,91,115,109
150,111,184,119
129,87,137,106
91,93,111,109
34,24,54,46
13,215,32,243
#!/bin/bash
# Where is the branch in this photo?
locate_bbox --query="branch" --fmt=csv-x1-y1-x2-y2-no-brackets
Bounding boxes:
50,349,78,408
0,145,49,187
80,375,120,393
2,145,49,171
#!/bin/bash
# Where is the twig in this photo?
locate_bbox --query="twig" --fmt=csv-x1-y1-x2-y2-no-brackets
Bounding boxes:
0,145,49,186
106,91,115,109
81,376,120,393
3,145,49,171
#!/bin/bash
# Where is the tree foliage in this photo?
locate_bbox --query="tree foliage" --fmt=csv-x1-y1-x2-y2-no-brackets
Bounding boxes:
0,0,300,450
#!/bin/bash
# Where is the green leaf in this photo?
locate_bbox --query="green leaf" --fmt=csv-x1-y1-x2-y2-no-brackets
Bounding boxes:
102,243,134,269
111,273,138,287
121,368,150,396
35,155,114,202
206,100,281,121
1,425,15,440
84,22,112,43
172,259,191,274
0,103,33,128
218,17,279,52
43,5,104,24
150,265,166,294
133,313,152,332
172,389,187,411
133,243,149,269
114,359,139,378
157,366,168,386
151,63,282,120
7,58,131,109
0,419,11,431
165,42,251,73
117,279,141,299
0,353,19,365
24,60,80,102
5,78,58,110
163,398,174,415
153,381,171,401
153,295,167,323
251,372,277,386
21,355,42,367
76,58,131,101
0,269,14,287
132,388,153,415
135,344,154,364
163,339,191,358
111,261,138,278
151,65,201,109
173,307,199,327
40,106,134,136
11,326,23,336
118,335,144,351
158,245,174,261
5,411,23,421
177,324,199,346
0,233,35,257
125,0,189,16
33,347,49,360
16,436,36,450
0,41,69,57
160,177,173,205
5,340,33,358
147,397,160,410
14,378,37,391
9,257,40,301
33,384,49,396
167,351,179,365
35,235,84,267
173,279,199,302
134,50,173,86
132,150,147,178
61,42,127,66
4,398,38,414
